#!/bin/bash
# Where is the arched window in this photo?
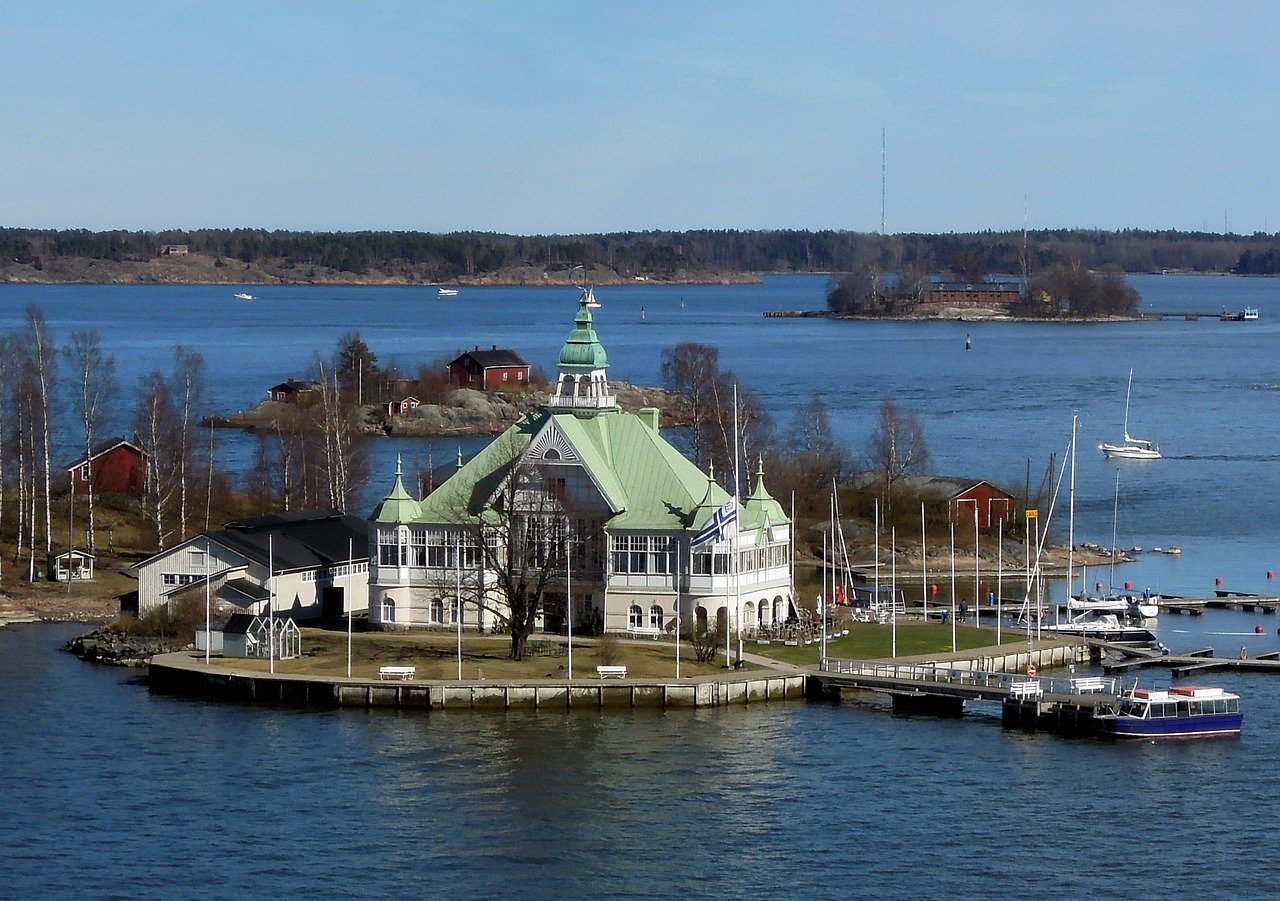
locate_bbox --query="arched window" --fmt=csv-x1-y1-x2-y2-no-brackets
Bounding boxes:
430,597,444,624
381,597,396,624
648,604,664,631
628,604,644,629
543,448,561,460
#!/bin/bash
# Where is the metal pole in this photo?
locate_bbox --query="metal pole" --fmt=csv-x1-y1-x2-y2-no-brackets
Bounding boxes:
346,537,353,678
874,500,880,617
566,531,573,681
973,500,980,629
997,518,1003,644
205,539,212,666
950,522,957,653
921,501,927,622
891,526,897,658
456,531,463,681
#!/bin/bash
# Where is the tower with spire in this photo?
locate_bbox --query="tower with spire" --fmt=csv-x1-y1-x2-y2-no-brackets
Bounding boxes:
547,287,615,412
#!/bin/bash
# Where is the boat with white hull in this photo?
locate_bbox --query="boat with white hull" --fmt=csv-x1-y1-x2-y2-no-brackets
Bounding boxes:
1040,611,1156,643
1100,369,1160,460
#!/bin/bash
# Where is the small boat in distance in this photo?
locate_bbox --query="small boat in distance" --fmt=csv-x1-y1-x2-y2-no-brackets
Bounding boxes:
1100,368,1161,460
1223,307,1259,321
1094,685,1243,739
585,286,601,308
233,292,254,300
438,288,459,297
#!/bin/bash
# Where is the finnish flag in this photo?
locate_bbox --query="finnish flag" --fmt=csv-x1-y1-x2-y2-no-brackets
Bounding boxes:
691,499,738,549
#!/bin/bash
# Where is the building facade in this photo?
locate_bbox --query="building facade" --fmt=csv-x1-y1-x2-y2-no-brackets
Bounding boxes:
67,438,147,496
133,510,369,620
369,288,794,642
448,346,531,391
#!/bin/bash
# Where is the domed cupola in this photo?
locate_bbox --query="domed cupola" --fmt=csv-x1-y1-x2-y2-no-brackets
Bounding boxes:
547,286,616,413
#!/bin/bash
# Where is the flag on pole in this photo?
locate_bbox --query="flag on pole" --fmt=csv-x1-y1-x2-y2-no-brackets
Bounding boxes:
692,498,738,549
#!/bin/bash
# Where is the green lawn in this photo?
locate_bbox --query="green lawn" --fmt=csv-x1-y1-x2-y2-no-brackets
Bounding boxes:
752,622,1027,666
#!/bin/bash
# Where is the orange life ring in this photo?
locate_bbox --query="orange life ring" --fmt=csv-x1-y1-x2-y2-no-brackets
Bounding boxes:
1026,664,1038,678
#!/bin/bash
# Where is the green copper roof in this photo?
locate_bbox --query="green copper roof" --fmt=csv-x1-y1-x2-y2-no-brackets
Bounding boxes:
557,289,609,371
405,407,733,532
369,456,423,523
741,458,788,530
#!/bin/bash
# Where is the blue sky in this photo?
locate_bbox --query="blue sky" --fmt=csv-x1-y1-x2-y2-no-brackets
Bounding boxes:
3,2,1277,235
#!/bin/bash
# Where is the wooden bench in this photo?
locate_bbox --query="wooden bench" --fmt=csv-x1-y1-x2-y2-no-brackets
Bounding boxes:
378,665,416,681
596,665,627,679
1069,676,1108,694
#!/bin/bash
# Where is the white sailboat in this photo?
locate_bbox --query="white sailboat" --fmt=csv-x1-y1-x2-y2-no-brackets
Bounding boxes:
1099,369,1161,460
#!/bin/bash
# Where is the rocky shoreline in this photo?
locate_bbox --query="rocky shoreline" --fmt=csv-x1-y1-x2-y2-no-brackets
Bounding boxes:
212,381,694,437
63,626,188,668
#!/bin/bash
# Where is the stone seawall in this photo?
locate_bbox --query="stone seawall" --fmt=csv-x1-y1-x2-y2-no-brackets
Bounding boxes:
148,652,807,710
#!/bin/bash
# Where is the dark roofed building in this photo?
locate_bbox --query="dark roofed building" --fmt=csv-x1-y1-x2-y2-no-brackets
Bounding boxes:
448,346,531,391
133,509,370,620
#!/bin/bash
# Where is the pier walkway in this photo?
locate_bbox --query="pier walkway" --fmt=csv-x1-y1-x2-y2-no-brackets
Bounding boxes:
1158,591,1280,616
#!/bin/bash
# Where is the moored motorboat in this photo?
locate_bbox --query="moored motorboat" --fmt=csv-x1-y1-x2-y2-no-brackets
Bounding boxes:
233,292,254,300
1094,685,1242,738
438,287,459,297
1039,611,1156,643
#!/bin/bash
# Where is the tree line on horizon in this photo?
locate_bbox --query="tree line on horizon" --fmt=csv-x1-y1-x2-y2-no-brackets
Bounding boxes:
4,225,1280,280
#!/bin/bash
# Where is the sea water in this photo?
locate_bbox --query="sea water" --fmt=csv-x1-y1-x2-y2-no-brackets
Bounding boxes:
1,274,1279,896
3,621,1280,900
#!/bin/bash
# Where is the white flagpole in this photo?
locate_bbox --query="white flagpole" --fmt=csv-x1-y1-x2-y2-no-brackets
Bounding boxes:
973,501,980,629
565,530,573,681
874,499,880,616
346,537,353,678
456,531,463,681
997,518,1004,644
921,501,928,623
891,526,897,657
203,537,211,665
733,384,742,668
268,534,275,674
949,522,957,653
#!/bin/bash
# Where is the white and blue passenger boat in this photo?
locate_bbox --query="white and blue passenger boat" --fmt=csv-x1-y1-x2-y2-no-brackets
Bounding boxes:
1094,685,1243,739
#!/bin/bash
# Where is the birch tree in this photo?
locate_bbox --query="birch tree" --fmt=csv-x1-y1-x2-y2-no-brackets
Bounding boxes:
64,330,118,552
133,371,180,549
24,306,56,556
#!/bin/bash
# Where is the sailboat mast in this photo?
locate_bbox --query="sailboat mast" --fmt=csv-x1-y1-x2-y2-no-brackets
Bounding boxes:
1122,368,1134,440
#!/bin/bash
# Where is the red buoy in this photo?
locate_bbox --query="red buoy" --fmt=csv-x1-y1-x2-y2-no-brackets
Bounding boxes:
1257,625,1265,634
1124,581,1132,590
1095,581,1103,591
1215,577,1222,586
1269,571,1275,580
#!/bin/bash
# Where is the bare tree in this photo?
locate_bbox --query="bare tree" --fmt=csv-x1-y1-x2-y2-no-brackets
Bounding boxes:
443,433,580,660
64,331,117,552
659,342,721,468
866,396,930,514
133,371,180,549
24,306,57,556
171,346,209,541
313,357,369,512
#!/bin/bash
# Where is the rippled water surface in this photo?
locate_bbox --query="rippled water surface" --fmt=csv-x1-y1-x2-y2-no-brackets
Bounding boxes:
4,622,1280,899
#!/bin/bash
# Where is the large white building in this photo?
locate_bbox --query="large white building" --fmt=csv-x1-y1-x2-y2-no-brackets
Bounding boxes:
367,287,794,641
133,510,369,621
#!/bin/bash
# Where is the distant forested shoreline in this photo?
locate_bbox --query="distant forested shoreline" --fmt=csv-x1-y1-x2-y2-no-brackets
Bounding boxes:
3,225,1279,286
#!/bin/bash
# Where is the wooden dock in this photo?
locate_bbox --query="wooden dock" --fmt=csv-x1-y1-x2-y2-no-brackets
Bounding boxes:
1094,638,1280,676
1158,592,1280,616
1140,310,1260,321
